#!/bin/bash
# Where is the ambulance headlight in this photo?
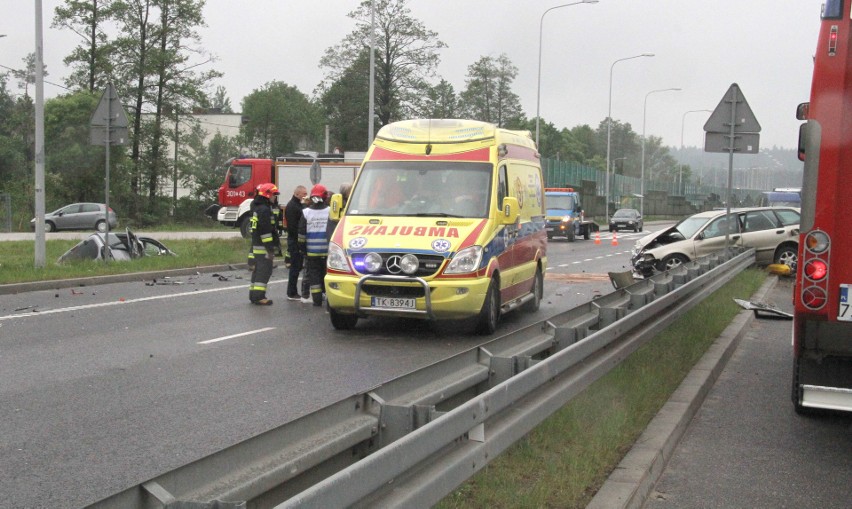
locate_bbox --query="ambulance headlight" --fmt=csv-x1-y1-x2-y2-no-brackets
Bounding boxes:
327,242,350,272
400,254,419,275
444,246,483,274
364,252,383,273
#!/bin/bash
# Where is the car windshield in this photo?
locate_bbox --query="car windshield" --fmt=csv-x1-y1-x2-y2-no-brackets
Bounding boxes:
546,195,576,211
613,210,636,218
345,161,492,218
675,215,714,239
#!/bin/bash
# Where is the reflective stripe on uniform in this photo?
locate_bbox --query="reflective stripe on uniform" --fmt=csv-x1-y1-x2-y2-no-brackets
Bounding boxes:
251,283,267,291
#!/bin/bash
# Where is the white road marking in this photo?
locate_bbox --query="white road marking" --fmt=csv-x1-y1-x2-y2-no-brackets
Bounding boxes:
198,327,276,345
0,280,285,322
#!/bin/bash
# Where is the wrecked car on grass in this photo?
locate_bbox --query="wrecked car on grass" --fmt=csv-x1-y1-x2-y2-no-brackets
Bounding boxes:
631,207,800,278
58,229,176,263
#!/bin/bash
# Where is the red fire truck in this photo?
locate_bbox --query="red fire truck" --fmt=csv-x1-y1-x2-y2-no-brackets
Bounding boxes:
791,0,852,413
206,152,363,237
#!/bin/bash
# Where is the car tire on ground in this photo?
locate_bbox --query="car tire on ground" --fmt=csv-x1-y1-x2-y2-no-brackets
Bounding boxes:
44,221,55,233
774,244,798,269
96,220,107,233
474,277,500,335
521,267,543,313
658,253,689,272
329,307,358,330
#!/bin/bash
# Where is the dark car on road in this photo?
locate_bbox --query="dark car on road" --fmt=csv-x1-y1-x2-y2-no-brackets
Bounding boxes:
609,208,643,232
30,202,117,232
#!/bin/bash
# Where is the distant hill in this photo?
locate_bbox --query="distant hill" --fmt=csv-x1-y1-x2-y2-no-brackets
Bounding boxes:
670,146,803,190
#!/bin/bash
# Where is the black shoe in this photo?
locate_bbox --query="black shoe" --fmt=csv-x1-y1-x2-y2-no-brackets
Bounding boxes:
252,298,273,306
313,301,322,307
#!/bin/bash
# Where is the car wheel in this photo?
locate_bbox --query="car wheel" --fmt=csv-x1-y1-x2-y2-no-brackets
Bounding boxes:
583,226,590,240
775,244,798,269
329,307,358,330
609,227,614,232
547,233,553,241
658,253,689,272
95,220,107,233
634,225,639,233
474,277,500,335
44,221,55,233
522,267,543,313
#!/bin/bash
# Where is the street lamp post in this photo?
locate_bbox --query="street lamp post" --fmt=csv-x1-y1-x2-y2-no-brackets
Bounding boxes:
679,109,712,195
535,0,598,147
610,156,627,208
605,53,653,223
641,88,681,217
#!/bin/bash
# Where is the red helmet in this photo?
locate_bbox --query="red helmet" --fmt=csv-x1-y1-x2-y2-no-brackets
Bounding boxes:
310,184,329,198
256,183,280,199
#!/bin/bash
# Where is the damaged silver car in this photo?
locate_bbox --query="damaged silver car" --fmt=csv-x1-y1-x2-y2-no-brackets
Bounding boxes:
631,207,800,278
58,228,176,263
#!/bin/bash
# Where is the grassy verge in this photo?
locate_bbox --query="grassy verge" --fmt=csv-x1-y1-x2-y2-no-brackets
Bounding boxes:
438,268,767,509
0,238,249,285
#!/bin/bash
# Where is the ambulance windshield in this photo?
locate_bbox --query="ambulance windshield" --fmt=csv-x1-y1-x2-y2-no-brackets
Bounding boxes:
346,162,492,218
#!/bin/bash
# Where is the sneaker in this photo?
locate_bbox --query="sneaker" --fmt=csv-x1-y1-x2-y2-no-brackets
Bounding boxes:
301,297,312,304
252,298,273,306
286,295,301,301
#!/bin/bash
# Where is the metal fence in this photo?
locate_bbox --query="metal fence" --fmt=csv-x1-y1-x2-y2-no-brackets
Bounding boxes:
542,158,765,209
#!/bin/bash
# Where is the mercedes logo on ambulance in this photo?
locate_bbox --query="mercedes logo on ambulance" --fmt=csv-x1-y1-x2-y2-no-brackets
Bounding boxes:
386,255,403,274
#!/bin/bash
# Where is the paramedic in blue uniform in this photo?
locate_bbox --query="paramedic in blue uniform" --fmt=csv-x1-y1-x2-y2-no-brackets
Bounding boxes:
298,184,331,306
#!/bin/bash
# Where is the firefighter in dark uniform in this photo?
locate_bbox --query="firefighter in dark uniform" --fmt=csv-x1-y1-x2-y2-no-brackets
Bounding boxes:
298,184,331,306
247,186,283,271
284,185,309,300
249,183,281,305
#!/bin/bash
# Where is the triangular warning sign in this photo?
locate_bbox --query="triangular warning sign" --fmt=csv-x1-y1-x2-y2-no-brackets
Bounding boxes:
90,83,129,128
703,83,761,133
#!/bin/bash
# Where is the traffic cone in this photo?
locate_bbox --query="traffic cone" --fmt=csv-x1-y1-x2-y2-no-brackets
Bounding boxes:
594,231,601,245
611,231,619,246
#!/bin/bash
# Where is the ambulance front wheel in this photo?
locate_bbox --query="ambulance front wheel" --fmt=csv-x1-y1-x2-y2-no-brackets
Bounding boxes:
329,307,358,330
474,277,501,335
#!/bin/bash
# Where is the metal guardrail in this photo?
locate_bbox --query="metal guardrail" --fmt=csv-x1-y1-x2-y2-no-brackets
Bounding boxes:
87,248,756,509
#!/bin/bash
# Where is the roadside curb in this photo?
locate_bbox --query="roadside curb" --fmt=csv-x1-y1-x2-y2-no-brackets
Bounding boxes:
0,264,248,295
586,274,779,509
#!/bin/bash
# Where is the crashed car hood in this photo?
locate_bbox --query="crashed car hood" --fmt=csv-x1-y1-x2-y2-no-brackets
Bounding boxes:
634,226,676,250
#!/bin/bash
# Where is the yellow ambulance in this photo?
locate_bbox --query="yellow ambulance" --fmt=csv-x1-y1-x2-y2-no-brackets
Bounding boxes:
325,119,547,334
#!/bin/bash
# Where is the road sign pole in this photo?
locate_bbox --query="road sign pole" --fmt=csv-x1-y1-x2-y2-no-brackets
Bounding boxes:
725,84,738,250
104,86,111,263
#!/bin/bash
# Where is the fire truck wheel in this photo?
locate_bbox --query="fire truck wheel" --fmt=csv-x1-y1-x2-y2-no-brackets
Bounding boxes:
329,308,358,330
239,218,252,238
474,277,501,335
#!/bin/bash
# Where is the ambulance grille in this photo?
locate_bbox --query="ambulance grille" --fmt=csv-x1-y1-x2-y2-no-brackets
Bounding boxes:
351,253,445,277
361,284,430,298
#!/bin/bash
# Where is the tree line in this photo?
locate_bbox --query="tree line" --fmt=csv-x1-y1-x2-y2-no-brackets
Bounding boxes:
1,0,686,229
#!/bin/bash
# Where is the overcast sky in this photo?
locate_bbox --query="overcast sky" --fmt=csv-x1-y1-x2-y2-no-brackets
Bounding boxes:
1,0,826,150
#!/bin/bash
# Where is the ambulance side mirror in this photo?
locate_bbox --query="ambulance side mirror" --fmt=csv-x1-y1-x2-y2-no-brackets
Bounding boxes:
500,197,519,225
329,193,343,221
